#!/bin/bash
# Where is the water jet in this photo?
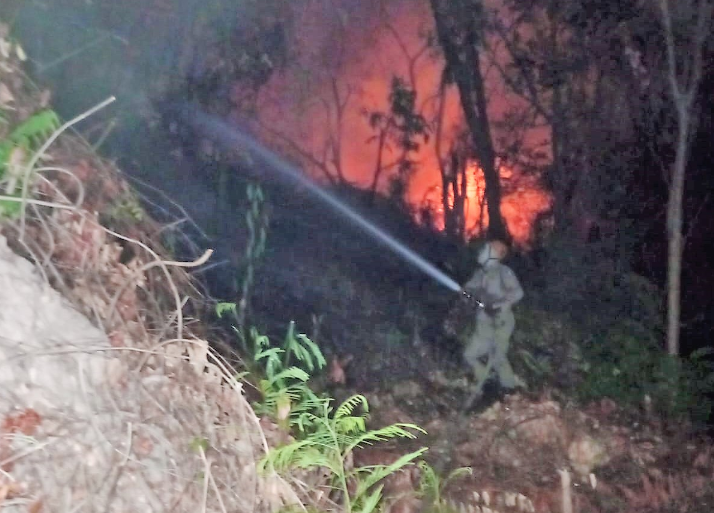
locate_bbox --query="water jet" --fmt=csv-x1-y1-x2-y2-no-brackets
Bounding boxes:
179,104,462,293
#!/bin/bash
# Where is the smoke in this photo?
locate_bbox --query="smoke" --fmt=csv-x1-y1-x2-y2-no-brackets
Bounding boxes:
4,0,550,243
251,0,550,243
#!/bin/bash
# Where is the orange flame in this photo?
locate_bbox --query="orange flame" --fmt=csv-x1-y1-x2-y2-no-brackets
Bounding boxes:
252,1,551,244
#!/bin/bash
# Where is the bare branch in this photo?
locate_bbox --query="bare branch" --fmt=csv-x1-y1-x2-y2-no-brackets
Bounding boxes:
258,121,338,185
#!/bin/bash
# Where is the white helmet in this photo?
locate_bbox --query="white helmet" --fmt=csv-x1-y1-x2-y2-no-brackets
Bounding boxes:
477,240,508,268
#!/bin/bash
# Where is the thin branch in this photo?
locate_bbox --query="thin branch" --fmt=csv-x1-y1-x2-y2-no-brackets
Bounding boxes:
258,121,337,185
383,17,431,92
103,222,213,342
490,17,553,124
19,96,116,237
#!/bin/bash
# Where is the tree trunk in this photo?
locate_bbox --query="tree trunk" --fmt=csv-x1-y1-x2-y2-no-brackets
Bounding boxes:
458,153,468,239
429,0,508,241
666,114,688,355
659,0,711,355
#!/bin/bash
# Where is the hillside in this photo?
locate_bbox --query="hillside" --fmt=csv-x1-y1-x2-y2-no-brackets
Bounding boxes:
1,21,714,513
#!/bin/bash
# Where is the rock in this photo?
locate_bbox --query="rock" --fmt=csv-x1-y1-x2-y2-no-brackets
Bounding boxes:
0,235,112,416
568,435,609,477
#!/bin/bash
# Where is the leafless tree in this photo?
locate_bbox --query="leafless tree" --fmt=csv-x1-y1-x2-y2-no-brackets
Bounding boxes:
428,0,508,241
658,0,712,355
489,1,640,239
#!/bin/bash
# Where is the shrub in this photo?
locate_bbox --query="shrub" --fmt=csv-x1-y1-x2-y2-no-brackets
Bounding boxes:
217,307,429,513
577,324,714,424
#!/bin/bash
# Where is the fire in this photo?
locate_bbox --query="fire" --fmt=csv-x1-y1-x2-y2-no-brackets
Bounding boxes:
252,0,550,244
427,162,551,243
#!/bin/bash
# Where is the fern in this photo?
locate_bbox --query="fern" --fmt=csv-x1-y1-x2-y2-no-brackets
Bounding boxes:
283,320,326,372
517,348,553,377
215,318,328,430
261,393,426,513
218,317,430,513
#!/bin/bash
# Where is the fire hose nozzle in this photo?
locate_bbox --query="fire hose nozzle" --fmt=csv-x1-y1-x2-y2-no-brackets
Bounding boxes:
460,290,485,308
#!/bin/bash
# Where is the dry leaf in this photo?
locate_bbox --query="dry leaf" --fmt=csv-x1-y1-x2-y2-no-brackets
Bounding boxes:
0,82,14,106
28,499,44,513
133,435,154,458
328,354,353,385
188,338,209,375
276,394,291,422
0,481,23,502
2,408,42,436
5,146,26,194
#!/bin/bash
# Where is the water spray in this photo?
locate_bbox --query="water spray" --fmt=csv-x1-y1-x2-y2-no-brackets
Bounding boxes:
178,104,462,293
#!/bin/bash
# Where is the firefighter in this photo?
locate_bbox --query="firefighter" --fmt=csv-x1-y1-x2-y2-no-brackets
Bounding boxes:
461,239,524,405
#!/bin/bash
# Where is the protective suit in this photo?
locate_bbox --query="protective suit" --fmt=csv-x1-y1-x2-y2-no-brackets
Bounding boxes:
461,240,524,403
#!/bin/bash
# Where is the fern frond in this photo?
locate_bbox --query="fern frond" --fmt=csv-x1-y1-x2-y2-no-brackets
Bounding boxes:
291,447,338,473
333,415,367,436
353,447,427,499
283,321,298,357
255,346,285,370
417,460,440,499
295,411,323,433
267,367,311,387
260,437,342,477
335,394,369,419
346,423,425,453
419,461,472,503
444,466,472,483
294,333,327,371
251,327,272,351
290,342,317,372
258,439,311,473
257,379,299,401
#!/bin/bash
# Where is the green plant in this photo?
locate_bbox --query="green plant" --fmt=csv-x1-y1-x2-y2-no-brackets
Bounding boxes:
0,110,59,173
510,306,586,391
577,325,714,424
417,461,472,513
107,191,144,223
649,347,714,424
215,313,431,513
235,182,269,328
0,109,60,216
259,393,427,513
215,308,327,430
251,322,327,430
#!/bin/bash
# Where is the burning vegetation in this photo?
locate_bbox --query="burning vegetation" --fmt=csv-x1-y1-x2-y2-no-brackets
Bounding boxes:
2,1,714,513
